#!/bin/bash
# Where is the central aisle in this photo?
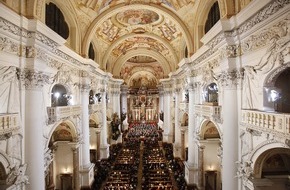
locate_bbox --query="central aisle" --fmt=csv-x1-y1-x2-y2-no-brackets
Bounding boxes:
101,140,177,190
92,123,187,190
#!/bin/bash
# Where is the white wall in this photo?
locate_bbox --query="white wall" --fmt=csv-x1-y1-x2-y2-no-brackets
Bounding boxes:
54,142,73,189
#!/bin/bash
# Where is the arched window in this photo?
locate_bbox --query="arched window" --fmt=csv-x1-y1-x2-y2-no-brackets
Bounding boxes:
89,90,95,104
51,84,70,107
88,43,95,60
205,2,220,33
203,83,218,105
45,3,69,39
274,68,290,113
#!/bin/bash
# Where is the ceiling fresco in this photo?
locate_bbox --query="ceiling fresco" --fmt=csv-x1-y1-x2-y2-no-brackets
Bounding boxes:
99,0,192,11
116,9,160,25
112,37,169,57
77,0,196,88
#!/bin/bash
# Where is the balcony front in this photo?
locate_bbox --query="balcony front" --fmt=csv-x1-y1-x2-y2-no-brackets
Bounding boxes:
0,113,19,135
241,110,290,136
194,104,222,123
47,105,82,124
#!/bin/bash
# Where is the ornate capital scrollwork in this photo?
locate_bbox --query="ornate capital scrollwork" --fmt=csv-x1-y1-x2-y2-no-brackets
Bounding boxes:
80,83,90,92
18,69,52,90
0,36,20,55
217,69,244,89
163,90,172,95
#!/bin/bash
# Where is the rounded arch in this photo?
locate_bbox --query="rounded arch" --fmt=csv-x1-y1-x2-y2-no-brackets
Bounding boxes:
111,48,172,76
82,3,194,58
202,82,219,104
102,32,179,69
198,119,222,140
45,119,78,148
180,112,188,126
35,0,81,52
217,0,236,18
249,141,290,178
193,0,219,49
89,113,101,126
50,83,72,107
0,150,12,177
263,64,290,88
127,71,158,87
263,64,290,112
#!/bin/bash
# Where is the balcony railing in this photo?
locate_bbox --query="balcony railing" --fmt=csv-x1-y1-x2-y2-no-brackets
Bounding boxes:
194,104,222,122
0,113,19,135
47,105,82,124
241,110,290,136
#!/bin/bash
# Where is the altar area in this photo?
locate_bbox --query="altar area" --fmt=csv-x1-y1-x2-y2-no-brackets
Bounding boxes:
127,86,159,124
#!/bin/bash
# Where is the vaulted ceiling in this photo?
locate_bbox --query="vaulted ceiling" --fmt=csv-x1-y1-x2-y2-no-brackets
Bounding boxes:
2,0,243,89
80,0,197,88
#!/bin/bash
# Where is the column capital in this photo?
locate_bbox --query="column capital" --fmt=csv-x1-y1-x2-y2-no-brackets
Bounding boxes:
95,128,101,134
163,90,172,95
80,83,91,92
175,87,182,93
18,69,52,90
217,69,244,89
69,142,80,151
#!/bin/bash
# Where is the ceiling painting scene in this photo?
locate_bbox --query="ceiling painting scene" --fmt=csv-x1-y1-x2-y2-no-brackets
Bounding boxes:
76,0,196,90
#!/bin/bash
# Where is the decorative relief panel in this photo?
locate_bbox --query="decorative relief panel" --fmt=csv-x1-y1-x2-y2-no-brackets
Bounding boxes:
241,14,290,55
18,69,52,90
0,36,20,56
238,0,290,35
217,69,244,88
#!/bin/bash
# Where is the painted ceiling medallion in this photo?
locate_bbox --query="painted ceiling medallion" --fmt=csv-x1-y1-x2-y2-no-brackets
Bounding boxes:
116,9,159,25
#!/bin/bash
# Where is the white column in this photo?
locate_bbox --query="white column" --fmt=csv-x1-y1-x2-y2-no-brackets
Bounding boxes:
185,84,199,186
174,89,182,158
116,92,121,116
180,128,186,160
115,91,122,143
80,82,91,168
121,85,128,114
163,91,172,142
187,85,195,165
221,74,239,190
112,91,120,115
159,92,164,113
100,89,109,159
23,70,47,190
70,143,80,190
198,145,205,189
79,80,94,188
96,129,101,160
121,85,128,131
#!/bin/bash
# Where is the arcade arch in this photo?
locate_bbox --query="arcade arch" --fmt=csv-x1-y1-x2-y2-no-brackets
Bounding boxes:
45,121,79,190
199,120,222,190
252,147,290,190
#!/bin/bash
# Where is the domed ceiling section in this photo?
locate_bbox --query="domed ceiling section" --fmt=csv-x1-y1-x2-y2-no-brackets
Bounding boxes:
120,56,164,88
81,0,195,88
